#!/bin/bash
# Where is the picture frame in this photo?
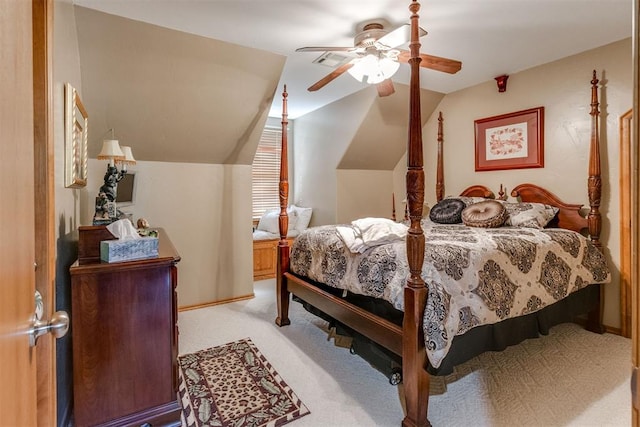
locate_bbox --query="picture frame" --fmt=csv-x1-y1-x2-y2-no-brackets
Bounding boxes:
64,82,88,188
474,106,544,172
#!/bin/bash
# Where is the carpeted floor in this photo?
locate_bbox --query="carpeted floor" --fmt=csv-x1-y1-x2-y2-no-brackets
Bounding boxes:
178,279,631,427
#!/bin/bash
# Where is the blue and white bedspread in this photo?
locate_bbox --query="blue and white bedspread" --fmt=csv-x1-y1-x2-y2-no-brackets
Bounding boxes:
289,221,610,368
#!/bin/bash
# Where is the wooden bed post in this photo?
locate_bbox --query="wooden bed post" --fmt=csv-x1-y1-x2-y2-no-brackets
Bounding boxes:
276,85,291,327
588,70,602,251
586,70,605,334
403,2,430,426
436,111,444,202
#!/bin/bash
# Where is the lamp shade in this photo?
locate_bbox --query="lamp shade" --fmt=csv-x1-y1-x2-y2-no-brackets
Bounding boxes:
119,146,136,165
97,139,125,160
347,55,400,85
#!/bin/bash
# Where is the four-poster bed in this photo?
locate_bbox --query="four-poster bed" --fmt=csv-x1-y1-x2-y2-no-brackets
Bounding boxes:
272,2,609,426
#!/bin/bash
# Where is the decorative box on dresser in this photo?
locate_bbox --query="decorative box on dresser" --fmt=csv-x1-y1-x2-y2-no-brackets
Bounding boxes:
70,225,181,427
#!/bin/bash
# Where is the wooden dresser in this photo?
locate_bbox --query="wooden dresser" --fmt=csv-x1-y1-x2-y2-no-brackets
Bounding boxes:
70,226,181,427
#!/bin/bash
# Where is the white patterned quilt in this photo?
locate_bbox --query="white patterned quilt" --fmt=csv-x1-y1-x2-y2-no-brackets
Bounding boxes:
289,221,610,368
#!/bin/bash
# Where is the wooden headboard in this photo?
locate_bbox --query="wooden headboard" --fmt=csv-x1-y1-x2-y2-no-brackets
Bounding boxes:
511,183,588,234
459,185,495,199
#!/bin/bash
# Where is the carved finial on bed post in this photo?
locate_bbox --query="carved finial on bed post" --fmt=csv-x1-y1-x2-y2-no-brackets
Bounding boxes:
436,112,444,202
588,70,602,251
497,184,507,201
403,2,430,427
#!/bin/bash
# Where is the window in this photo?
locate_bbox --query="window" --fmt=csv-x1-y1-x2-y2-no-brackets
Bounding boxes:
252,126,282,220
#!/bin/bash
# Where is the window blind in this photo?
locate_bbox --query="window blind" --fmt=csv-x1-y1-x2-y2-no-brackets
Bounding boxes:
252,126,282,220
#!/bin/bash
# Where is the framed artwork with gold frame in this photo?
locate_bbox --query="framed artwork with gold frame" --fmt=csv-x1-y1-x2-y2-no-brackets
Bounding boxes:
64,82,88,188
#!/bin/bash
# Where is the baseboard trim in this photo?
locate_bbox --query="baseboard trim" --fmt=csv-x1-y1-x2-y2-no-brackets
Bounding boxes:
604,325,622,336
178,293,255,312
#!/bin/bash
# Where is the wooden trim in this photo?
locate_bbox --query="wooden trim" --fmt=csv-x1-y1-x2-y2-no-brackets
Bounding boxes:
605,325,623,336
632,1,640,423
621,108,633,338
178,293,255,312
33,1,56,425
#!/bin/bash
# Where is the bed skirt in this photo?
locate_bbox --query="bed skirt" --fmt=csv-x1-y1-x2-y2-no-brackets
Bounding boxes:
292,276,599,376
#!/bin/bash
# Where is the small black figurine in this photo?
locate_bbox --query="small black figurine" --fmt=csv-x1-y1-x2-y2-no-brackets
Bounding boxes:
99,165,124,201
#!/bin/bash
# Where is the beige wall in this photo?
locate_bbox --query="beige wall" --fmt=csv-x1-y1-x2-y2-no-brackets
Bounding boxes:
73,6,285,166
294,84,443,226
293,89,377,226
84,159,254,308
393,38,632,329
54,0,82,238
336,170,394,223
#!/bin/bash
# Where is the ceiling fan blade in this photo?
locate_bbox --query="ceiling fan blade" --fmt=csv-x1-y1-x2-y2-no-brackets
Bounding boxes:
296,46,355,53
307,61,355,92
397,50,462,74
374,24,427,50
376,79,395,97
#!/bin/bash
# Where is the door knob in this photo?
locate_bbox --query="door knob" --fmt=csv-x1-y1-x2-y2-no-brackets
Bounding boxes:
30,290,69,347
29,310,69,347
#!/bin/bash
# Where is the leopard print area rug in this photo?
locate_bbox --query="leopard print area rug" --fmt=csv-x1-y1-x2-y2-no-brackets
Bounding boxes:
178,338,310,427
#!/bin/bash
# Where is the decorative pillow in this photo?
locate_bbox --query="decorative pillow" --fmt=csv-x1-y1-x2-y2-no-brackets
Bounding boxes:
429,198,466,224
462,200,507,228
444,195,488,207
290,204,312,232
500,202,559,229
257,209,298,234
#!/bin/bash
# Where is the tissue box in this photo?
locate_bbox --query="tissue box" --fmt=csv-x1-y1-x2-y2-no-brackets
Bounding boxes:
100,237,159,263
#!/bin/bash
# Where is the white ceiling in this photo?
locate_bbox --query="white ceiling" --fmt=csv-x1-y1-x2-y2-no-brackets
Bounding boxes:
73,0,631,119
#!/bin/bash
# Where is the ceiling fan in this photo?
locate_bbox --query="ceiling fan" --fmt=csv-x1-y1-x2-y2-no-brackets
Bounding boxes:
296,21,462,97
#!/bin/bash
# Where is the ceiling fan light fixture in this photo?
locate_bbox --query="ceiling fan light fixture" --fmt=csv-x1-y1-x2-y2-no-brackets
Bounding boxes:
347,54,400,85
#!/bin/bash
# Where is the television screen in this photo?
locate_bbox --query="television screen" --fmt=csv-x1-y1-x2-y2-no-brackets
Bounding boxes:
116,172,136,206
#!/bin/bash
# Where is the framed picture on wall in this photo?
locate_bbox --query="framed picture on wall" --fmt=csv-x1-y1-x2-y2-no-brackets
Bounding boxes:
474,106,544,172
64,82,88,188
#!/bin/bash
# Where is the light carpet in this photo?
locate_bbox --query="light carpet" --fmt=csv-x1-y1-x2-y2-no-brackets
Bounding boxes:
179,279,631,426
178,338,309,427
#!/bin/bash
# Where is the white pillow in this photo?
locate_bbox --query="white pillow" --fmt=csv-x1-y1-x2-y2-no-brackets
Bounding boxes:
257,209,299,234
499,201,559,229
290,204,312,232
256,209,279,234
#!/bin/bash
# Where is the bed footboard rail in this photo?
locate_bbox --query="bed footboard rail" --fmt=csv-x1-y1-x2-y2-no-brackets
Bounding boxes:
285,273,403,354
